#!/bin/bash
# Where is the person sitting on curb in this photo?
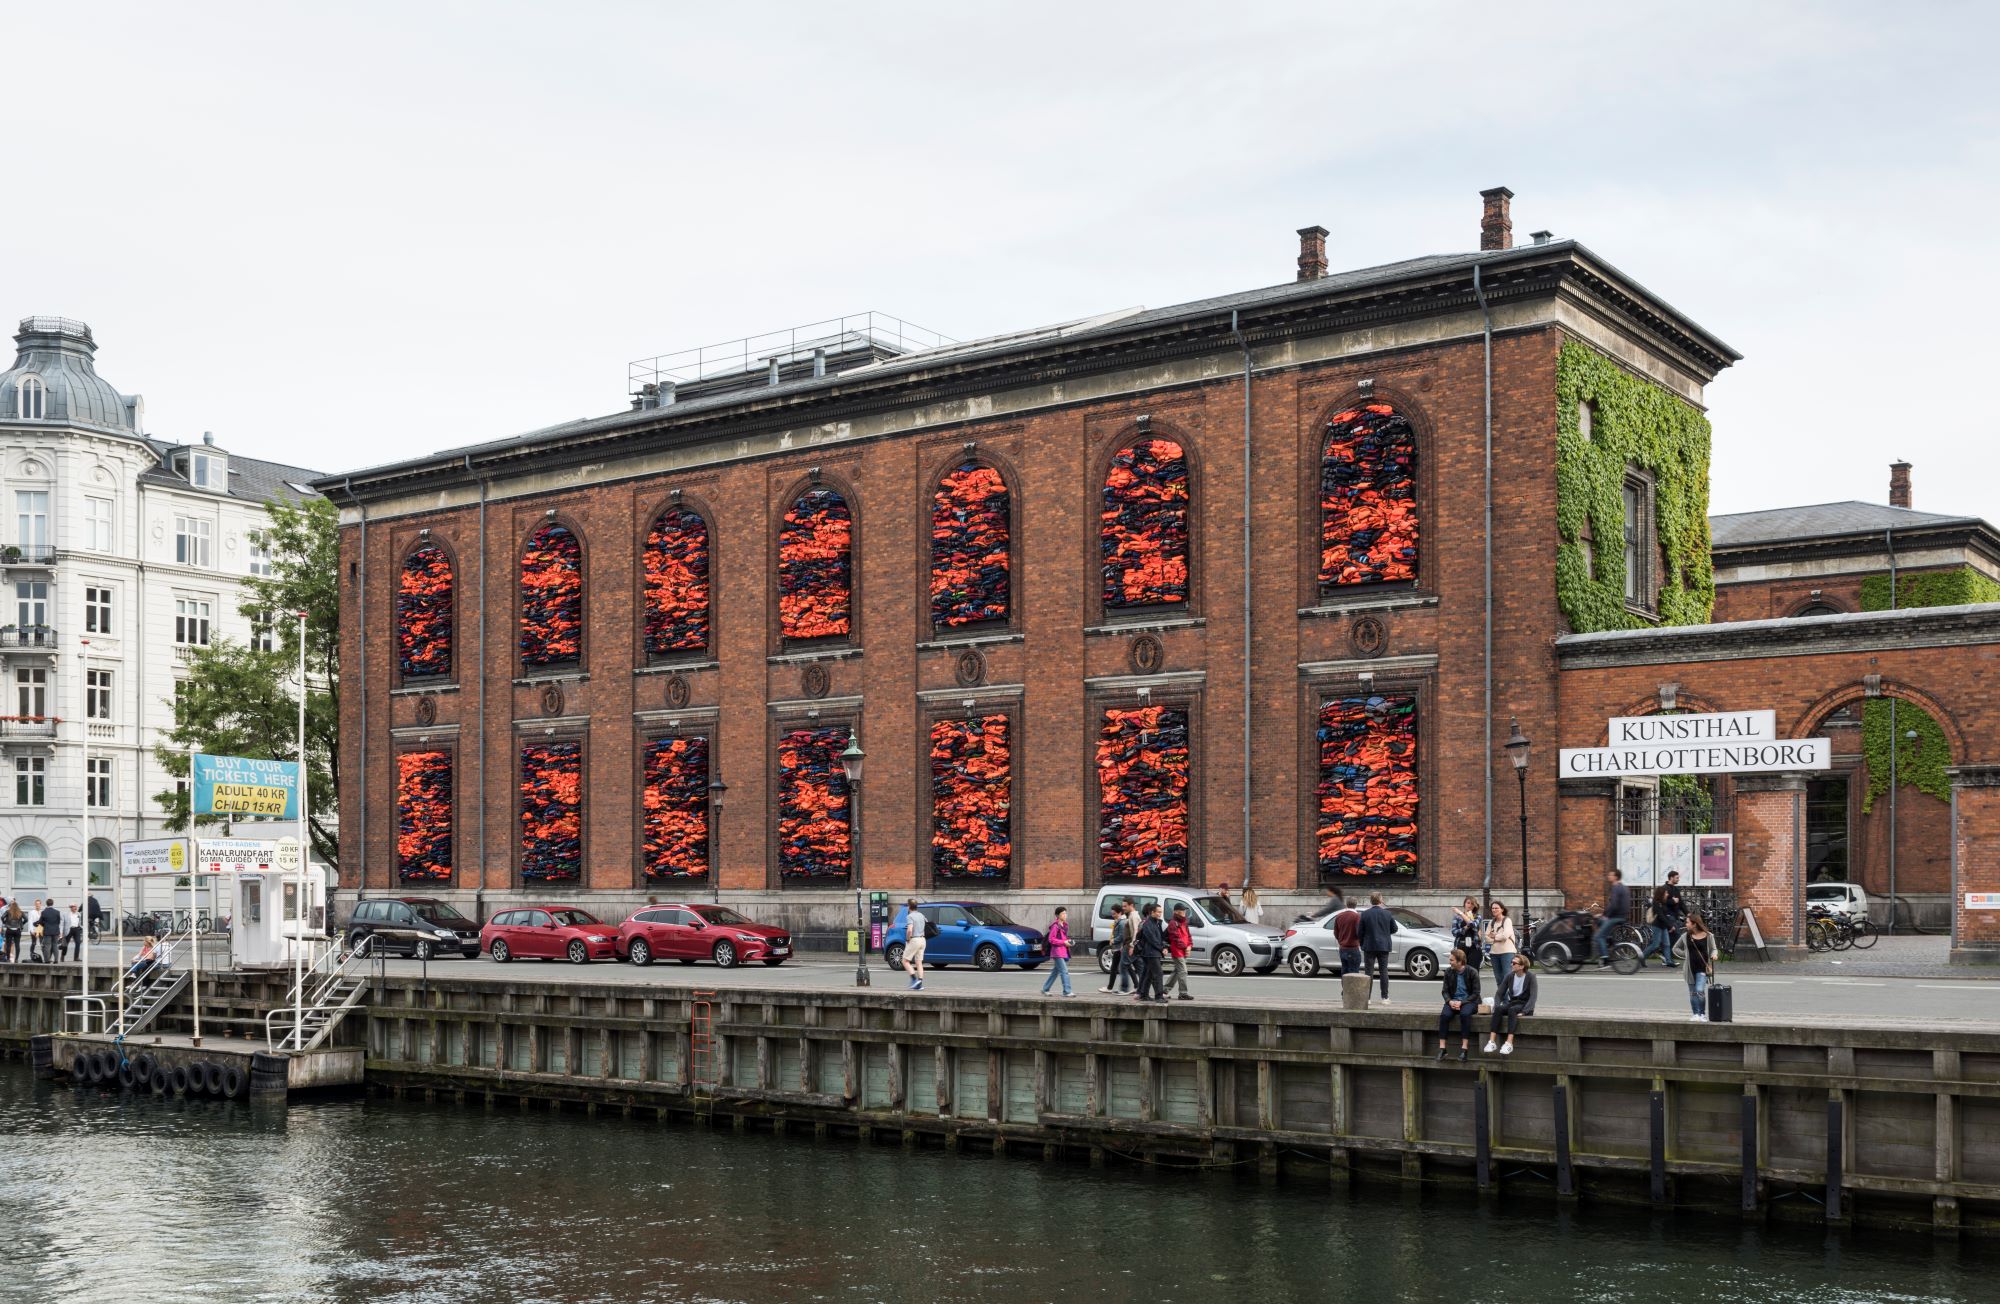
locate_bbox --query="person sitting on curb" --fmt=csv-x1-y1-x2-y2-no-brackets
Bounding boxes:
1484,953,1538,1055
1435,947,1481,1062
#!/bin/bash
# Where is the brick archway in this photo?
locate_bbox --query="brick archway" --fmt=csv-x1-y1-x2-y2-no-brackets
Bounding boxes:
1789,679,1968,764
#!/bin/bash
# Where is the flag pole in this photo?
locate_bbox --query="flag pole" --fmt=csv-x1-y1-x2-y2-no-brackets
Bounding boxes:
296,609,308,1045
78,638,90,1027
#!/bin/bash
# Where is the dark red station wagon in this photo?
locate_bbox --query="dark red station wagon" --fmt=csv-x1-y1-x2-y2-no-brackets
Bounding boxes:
617,903,792,969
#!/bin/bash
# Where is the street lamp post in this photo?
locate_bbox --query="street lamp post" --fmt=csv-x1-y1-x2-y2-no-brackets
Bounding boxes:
706,771,728,904
1504,720,1532,947
840,730,868,988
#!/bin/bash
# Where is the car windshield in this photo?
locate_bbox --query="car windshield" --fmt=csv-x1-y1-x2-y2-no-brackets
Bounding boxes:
416,903,473,926
1192,896,1245,925
1390,908,1441,930
959,904,1017,927
549,910,602,927
691,905,750,926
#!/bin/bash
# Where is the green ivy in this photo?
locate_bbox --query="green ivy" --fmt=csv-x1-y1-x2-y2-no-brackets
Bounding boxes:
1858,567,2000,612
1554,340,1715,632
1853,565,1993,808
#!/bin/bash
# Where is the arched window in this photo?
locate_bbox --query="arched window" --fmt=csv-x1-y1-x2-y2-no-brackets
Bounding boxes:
930,714,1012,879
87,839,115,888
519,742,583,882
1096,705,1190,879
930,462,1010,629
397,751,453,882
778,487,852,641
1320,404,1419,588
643,507,710,656
10,837,47,889
15,376,45,420
1791,602,1841,618
1316,694,1419,878
776,725,853,880
1100,438,1190,610
396,544,454,677
643,735,710,881
519,523,584,668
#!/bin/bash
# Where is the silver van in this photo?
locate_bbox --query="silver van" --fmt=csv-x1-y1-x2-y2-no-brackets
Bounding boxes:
1088,885,1283,976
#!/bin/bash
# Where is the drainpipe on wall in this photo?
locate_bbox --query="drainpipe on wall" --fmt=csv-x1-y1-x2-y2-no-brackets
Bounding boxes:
1474,264,1495,907
339,477,368,903
1886,526,1898,933
1232,309,1253,892
472,454,488,925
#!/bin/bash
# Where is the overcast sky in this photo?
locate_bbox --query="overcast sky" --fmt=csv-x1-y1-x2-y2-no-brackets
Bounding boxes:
8,1,1994,516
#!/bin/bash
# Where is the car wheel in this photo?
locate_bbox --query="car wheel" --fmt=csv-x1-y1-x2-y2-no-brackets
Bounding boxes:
975,943,1004,972
415,940,435,962
346,929,367,952
1405,949,1439,980
1098,947,1116,975
713,939,739,968
1212,945,1245,977
1287,948,1320,978
884,941,905,972
1536,940,1574,973
762,958,785,967
567,940,589,965
489,940,510,963
629,938,653,966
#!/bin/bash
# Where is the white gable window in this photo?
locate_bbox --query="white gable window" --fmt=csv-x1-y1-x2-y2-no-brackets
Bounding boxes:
191,450,228,492
14,376,45,420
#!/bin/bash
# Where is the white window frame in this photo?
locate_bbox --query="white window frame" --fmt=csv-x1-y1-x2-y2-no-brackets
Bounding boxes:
247,535,274,577
15,377,46,420
84,496,115,552
86,756,112,808
14,580,48,629
175,515,213,568
174,596,212,647
86,668,113,720
191,451,228,492
15,666,47,718
88,839,115,888
14,490,49,552
84,585,113,635
14,761,45,810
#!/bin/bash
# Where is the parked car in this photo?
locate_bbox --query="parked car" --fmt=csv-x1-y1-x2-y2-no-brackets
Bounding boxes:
1277,905,1455,979
618,903,793,968
1806,881,1871,922
1087,885,1283,977
882,902,1046,972
345,897,480,960
481,906,621,964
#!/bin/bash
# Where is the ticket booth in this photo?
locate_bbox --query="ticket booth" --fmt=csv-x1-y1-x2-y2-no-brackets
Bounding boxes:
228,870,328,969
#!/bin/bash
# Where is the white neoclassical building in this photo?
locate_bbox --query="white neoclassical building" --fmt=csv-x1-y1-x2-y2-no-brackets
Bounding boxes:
0,316,322,912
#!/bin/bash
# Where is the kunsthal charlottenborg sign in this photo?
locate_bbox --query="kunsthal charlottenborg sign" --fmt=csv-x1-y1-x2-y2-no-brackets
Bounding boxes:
1559,709,1831,779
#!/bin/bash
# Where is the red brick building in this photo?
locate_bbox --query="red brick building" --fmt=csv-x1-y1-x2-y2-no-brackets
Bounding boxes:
325,190,1750,932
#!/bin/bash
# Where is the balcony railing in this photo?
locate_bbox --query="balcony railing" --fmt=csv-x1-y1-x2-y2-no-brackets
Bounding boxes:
0,546,55,566
0,715,59,739
0,626,57,649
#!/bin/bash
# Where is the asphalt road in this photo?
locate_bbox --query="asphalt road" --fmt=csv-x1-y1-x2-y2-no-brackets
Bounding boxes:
364,950,2000,1030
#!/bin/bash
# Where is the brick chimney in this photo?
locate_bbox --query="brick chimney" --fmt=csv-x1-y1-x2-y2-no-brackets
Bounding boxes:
1296,225,1328,281
1889,460,1913,509
1480,186,1514,251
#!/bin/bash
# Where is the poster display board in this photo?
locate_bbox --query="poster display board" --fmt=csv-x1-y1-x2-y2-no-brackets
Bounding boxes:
1615,834,1695,887
120,838,188,878
1695,834,1734,886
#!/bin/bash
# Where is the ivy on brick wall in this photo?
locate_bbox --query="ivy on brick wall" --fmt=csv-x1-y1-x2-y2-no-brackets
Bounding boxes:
1554,340,1714,632
1853,566,1993,809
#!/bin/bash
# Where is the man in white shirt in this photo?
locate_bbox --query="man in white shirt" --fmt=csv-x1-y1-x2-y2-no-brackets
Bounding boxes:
58,904,81,962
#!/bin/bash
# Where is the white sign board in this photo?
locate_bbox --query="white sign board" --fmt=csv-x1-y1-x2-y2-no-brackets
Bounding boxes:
1616,834,1696,887
1606,710,1776,746
274,837,304,873
1966,892,2000,911
194,838,280,875
1559,736,1831,779
121,838,188,878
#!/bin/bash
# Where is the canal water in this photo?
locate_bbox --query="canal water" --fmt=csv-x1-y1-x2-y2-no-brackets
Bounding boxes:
1,1065,1989,1303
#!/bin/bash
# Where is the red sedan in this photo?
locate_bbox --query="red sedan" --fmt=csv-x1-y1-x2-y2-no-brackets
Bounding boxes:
481,906,622,964
618,903,793,968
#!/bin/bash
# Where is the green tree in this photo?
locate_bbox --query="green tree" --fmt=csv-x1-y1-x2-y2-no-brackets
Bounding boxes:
155,495,340,867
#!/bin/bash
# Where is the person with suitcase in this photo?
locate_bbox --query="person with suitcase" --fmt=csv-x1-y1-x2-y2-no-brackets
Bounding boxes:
1682,912,1715,1022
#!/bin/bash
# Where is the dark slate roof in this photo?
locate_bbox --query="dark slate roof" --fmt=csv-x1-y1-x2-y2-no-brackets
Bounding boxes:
139,439,325,503
1708,501,1979,549
321,238,1740,495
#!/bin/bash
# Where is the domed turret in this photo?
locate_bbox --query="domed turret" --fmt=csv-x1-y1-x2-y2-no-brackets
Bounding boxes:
0,316,143,432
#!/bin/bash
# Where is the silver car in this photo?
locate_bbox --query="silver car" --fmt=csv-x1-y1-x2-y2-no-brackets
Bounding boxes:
1088,886,1284,976
1278,906,1456,980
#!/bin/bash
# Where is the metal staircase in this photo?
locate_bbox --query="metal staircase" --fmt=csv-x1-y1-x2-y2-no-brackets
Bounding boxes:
109,938,195,1037
265,936,378,1054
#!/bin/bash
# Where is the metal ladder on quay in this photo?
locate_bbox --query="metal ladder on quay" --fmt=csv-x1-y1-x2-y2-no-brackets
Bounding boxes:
264,936,380,1054
689,990,717,1120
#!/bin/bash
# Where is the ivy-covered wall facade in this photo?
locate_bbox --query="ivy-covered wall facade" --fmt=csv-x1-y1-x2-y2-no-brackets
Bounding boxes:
1854,567,1998,808
1555,339,1715,632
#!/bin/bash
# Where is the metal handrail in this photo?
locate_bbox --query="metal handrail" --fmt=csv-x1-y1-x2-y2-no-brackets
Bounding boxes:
265,934,377,1052
63,995,107,1034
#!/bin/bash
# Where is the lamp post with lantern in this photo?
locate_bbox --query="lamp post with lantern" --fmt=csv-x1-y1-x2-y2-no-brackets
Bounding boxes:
1504,720,1532,945
706,770,728,904
840,730,868,987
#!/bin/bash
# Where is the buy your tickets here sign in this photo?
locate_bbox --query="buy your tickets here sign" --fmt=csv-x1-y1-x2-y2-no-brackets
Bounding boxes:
193,753,301,820
1558,710,1831,779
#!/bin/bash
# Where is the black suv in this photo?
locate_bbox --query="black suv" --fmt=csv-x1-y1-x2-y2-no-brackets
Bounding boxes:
346,897,480,960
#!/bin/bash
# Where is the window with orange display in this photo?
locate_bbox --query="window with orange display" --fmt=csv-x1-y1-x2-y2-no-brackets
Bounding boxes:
644,507,710,656
396,750,452,882
1316,694,1419,877
1101,438,1190,610
1320,404,1418,588
930,462,1010,629
776,726,852,879
396,544,453,677
778,488,851,640
520,523,584,667
520,742,583,882
930,714,1011,879
1096,704,1190,879
643,735,710,881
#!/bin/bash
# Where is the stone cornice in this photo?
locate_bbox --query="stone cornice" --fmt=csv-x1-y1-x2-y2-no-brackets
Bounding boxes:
1946,765,2000,790
1555,603,2000,669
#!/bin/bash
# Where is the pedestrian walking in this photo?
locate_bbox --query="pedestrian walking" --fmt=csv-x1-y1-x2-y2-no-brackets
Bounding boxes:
1162,905,1193,1000
1241,886,1262,925
1332,899,1362,977
897,898,929,991
1481,900,1516,991
1484,953,1538,1055
1451,896,1484,968
38,899,61,963
86,894,104,942
1099,901,1131,993
1683,912,1715,1022
1133,903,1167,1002
1358,892,1396,1003
59,903,82,962
1435,948,1481,1061
1041,907,1075,997
1592,868,1631,967
1,897,22,963
1638,886,1674,968
1661,869,1687,942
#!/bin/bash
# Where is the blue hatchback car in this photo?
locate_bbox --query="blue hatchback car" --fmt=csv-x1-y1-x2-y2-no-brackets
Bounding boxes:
883,902,1047,972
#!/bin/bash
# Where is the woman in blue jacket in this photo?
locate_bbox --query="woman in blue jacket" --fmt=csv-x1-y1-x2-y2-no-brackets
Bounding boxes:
1435,948,1481,1062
